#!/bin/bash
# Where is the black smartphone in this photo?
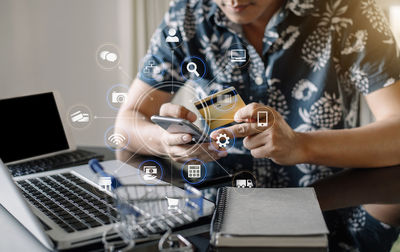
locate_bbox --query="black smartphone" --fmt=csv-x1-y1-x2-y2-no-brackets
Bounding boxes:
150,115,210,143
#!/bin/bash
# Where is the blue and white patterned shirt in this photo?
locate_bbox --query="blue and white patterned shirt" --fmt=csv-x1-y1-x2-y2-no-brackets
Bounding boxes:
139,0,399,184
138,1,400,249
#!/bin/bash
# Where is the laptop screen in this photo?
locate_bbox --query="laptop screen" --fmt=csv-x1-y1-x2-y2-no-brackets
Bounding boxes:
0,92,70,163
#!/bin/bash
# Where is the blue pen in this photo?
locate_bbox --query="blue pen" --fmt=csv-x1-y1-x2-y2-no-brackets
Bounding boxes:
89,159,123,189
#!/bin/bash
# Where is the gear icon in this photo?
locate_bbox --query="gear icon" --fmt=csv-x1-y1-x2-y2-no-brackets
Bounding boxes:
216,133,230,148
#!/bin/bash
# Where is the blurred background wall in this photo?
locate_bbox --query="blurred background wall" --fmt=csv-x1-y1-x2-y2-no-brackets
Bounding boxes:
0,0,169,146
0,0,399,146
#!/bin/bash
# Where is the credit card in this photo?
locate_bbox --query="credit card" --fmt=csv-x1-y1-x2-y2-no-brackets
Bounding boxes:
194,87,246,129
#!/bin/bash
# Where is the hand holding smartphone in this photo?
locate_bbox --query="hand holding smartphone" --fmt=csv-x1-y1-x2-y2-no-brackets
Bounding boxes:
150,115,210,144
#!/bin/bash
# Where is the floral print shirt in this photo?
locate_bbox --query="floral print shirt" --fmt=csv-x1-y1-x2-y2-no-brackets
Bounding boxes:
138,0,400,250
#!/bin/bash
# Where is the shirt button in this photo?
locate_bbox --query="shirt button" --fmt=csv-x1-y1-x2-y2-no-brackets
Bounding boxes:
255,76,263,85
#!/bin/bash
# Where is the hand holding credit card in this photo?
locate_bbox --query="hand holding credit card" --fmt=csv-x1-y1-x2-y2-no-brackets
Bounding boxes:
151,103,228,163
194,87,246,130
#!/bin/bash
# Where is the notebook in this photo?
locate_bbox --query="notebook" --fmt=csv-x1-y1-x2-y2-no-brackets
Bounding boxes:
210,187,329,252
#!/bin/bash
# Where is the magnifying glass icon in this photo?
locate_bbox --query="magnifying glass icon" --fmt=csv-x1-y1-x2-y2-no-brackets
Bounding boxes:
186,62,200,77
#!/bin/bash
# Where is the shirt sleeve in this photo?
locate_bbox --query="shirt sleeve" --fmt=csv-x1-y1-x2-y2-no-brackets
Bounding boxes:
338,0,400,95
137,1,188,92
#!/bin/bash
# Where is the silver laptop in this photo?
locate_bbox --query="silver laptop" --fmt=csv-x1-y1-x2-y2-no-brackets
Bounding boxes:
0,159,215,250
0,158,121,249
0,92,102,177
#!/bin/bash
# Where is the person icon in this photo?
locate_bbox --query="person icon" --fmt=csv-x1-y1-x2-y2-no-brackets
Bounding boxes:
165,28,180,43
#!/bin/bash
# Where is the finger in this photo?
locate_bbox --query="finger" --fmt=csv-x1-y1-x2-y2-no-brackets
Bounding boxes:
169,142,224,161
168,143,212,157
206,143,228,158
250,145,270,159
159,103,197,122
168,145,195,158
208,140,227,152
193,143,223,158
234,103,265,122
210,123,259,139
243,132,270,150
164,133,192,146
234,104,278,130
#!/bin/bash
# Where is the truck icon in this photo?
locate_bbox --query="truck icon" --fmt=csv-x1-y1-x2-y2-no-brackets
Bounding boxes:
236,179,254,188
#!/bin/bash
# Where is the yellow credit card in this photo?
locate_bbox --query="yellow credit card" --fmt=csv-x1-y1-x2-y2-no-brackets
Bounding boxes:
194,87,246,129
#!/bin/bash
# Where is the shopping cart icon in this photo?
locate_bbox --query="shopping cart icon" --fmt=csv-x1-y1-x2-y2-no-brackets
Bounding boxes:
166,197,179,210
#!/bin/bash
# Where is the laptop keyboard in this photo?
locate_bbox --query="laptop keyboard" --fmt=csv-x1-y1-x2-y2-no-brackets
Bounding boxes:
16,173,118,233
9,149,103,177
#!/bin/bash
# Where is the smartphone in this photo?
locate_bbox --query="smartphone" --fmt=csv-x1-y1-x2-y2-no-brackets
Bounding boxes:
150,115,210,143
257,111,268,127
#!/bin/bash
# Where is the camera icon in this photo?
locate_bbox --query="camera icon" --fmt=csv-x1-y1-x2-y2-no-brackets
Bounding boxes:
111,92,128,104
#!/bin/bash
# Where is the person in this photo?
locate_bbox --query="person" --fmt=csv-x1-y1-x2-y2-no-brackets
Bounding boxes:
116,0,400,251
165,28,180,43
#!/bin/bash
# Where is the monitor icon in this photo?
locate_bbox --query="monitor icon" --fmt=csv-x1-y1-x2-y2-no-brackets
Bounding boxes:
230,49,246,62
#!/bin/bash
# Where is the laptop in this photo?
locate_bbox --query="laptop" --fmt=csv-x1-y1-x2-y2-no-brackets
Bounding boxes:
0,92,103,177
0,159,215,250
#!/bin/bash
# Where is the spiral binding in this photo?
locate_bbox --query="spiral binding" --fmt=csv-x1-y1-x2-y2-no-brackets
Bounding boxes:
210,187,229,235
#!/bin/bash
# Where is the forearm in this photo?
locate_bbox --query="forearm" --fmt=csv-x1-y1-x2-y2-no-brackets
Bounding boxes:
311,165,400,211
115,108,165,155
301,116,400,168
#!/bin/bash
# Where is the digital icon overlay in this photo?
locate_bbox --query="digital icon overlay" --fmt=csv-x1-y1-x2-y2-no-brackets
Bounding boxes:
236,179,254,188
144,60,161,75
216,133,230,148
143,166,158,181
166,28,180,43
99,51,118,63
225,43,250,68
210,127,235,152
186,62,200,77
108,133,126,146
166,197,179,210
254,107,275,132
104,126,129,151
138,160,164,184
70,110,89,123
99,176,112,192
232,171,257,195
112,92,127,104
257,111,268,127
67,104,92,129
188,165,201,178
180,56,206,81
230,49,246,63
139,55,165,81
106,84,129,110
96,44,120,70
181,159,207,184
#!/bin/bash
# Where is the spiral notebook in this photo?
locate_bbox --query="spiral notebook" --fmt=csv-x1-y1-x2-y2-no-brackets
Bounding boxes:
210,187,329,252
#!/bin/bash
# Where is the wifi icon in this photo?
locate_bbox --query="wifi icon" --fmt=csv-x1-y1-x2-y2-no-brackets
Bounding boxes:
108,133,126,145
